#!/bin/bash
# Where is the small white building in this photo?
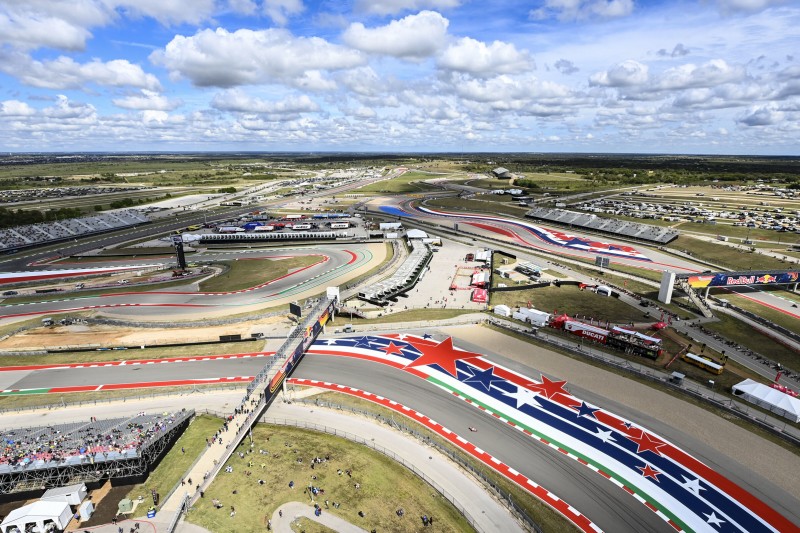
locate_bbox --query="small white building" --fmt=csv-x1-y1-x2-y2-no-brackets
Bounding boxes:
493,304,512,317
406,229,428,239
475,249,491,262
1,501,72,533
41,483,87,506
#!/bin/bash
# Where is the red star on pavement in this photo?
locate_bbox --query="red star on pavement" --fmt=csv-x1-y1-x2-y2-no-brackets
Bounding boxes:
404,336,482,377
628,431,667,456
380,342,405,356
529,375,570,400
637,464,661,481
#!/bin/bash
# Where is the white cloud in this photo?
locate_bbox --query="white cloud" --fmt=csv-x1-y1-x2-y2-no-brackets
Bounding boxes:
531,0,634,21
589,60,649,87
43,95,96,120
116,0,217,25
655,59,746,90
342,11,449,60
263,0,304,25
211,89,319,114
354,0,460,16
0,13,93,51
227,0,258,14
715,0,787,15
0,1,218,51
0,52,161,90
0,100,36,117
113,90,182,111
438,37,533,76
152,28,365,88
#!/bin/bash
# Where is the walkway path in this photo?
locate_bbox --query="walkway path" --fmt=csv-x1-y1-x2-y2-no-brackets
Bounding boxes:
264,400,522,533
271,501,369,533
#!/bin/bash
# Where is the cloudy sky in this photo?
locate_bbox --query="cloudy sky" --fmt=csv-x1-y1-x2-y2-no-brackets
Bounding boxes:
0,0,797,154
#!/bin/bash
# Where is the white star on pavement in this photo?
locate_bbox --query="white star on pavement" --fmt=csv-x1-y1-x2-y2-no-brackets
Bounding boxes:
503,385,540,408
593,428,616,444
397,333,408,340
704,512,726,528
323,339,338,345
681,476,705,496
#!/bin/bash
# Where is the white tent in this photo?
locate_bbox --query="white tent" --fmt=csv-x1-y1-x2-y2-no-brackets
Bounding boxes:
494,304,511,317
406,229,427,239
1,501,72,533
41,482,87,506
731,379,800,423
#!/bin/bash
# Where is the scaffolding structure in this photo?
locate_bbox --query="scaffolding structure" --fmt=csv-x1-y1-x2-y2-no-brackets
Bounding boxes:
0,410,194,496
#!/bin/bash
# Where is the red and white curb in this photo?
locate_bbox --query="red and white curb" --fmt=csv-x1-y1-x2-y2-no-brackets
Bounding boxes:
288,377,602,533
0,351,276,372
450,390,682,532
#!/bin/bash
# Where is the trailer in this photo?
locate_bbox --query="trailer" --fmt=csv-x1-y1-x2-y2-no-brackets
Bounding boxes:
217,226,245,233
292,223,312,230
330,222,350,229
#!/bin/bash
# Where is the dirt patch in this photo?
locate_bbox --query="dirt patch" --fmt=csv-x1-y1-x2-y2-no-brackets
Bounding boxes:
0,316,292,350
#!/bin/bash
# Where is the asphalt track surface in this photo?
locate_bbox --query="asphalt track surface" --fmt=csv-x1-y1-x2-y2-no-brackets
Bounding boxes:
0,244,373,321
381,198,800,319
7,355,663,533
292,355,669,533
6,336,799,531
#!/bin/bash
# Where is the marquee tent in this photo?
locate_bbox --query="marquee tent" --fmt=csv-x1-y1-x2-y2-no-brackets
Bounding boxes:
0,501,71,533
732,379,800,423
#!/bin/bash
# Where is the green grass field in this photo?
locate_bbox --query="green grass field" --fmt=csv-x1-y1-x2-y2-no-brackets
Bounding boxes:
425,197,527,217
199,256,321,292
671,236,791,270
354,171,444,194
490,285,647,323
125,414,223,507
307,391,576,533
0,340,265,367
704,313,799,371
188,424,474,533
711,290,800,335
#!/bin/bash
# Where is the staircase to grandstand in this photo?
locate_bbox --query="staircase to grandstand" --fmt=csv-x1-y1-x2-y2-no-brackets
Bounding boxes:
526,207,679,244
0,210,150,251
676,278,715,318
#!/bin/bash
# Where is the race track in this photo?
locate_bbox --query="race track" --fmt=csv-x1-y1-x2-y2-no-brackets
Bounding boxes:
0,243,383,323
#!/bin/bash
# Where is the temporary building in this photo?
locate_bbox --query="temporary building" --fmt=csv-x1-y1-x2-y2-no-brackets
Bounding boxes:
41,482,87,506
493,304,511,317
471,289,488,303
406,229,428,239
475,249,491,262
732,379,800,423
1,501,72,533
518,308,551,327
471,271,490,287
379,222,402,230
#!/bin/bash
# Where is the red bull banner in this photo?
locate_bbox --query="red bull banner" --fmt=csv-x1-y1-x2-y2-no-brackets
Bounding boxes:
319,310,329,327
687,271,798,288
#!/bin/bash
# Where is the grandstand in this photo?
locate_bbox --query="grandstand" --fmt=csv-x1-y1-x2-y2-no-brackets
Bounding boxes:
358,242,432,305
526,207,679,244
196,231,347,243
0,409,193,495
0,210,150,251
